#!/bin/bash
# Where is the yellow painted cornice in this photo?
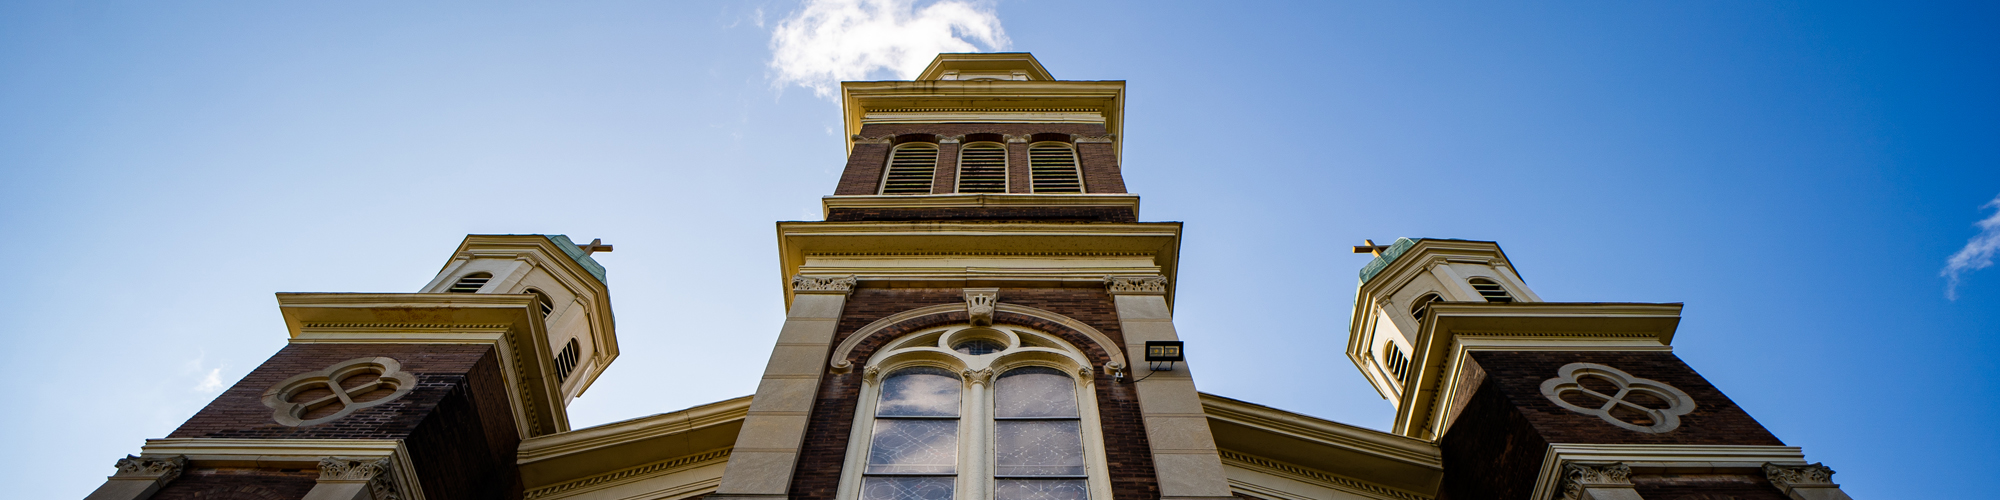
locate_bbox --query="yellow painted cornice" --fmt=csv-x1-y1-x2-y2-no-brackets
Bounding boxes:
840,79,1126,157
821,193,1140,218
1201,393,1441,496
516,396,750,488
775,221,1181,308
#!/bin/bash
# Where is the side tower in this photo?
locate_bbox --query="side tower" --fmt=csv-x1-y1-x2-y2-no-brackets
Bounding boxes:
86,234,615,500
1348,238,1852,500
711,53,1232,500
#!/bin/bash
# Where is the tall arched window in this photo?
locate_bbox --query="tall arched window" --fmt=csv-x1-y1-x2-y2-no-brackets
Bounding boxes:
525,288,554,320
1026,143,1082,193
1468,278,1514,303
841,325,1111,500
447,272,491,293
882,143,941,195
957,143,1008,193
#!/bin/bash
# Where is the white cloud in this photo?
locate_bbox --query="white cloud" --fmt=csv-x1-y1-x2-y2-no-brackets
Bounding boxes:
769,0,1010,99
1943,194,2000,300
194,368,225,392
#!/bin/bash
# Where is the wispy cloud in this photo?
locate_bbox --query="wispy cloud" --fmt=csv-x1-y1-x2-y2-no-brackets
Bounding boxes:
1943,193,2000,300
194,368,225,392
769,0,1009,99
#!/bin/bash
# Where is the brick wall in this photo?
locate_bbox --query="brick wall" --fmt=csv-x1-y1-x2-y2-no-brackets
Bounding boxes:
1435,373,1549,500
834,124,1125,196
787,287,1159,500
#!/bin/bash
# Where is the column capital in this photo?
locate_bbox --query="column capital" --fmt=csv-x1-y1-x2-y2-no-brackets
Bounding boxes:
1105,276,1168,295
316,457,401,500
851,135,892,145
1764,463,1852,499
792,275,858,294
1560,462,1634,500
112,455,187,481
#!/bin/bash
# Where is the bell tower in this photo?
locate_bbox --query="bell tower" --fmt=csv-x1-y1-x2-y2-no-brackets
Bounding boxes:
709,53,1235,500
1348,238,1854,500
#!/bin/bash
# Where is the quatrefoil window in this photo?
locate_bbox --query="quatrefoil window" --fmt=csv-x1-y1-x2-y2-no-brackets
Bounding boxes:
261,357,416,427
1539,362,1696,433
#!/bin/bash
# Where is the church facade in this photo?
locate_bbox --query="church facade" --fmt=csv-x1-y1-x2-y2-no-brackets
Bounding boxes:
85,53,1853,500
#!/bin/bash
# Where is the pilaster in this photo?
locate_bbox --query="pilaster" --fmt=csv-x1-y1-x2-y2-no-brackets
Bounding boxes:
303,457,399,500
710,275,858,500
1107,276,1233,500
1559,462,1640,500
1764,463,1854,500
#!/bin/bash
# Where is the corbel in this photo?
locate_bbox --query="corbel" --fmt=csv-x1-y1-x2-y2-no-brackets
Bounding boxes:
964,288,998,326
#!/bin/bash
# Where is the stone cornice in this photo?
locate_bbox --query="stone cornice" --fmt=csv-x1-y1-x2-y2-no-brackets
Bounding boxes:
1218,450,1431,500
1527,444,1807,500
517,396,751,463
820,193,1140,218
776,221,1181,309
139,438,425,500
840,79,1125,159
524,448,731,500
1200,393,1441,471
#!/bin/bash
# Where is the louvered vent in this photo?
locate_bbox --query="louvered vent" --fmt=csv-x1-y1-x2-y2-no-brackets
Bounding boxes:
957,143,1008,193
1385,343,1410,383
1409,293,1442,326
527,289,554,320
880,143,939,194
447,273,491,293
1469,278,1514,303
1028,143,1083,193
554,338,581,383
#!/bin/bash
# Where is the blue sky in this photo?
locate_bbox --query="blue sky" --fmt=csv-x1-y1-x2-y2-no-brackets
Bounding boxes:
2,1,1996,498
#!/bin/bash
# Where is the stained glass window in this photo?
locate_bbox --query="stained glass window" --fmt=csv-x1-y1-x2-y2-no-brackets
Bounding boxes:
864,367,962,499
994,367,1086,500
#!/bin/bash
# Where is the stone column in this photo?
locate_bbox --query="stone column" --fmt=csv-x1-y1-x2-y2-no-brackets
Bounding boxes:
711,275,859,500
83,455,186,500
1765,463,1855,500
1560,463,1641,500
302,457,398,500
1106,276,1233,500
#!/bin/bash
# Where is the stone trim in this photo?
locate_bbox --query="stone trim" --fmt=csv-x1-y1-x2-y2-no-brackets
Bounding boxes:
525,448,732,499
1558,462,1633,500
114,455,188,481
1763,463,1851,499
1217,450,1428,500
828,303,1128,376
317,457,402,500
792,275,859,294
964,288,998,326
138,438,426,500
1526,444,1807,500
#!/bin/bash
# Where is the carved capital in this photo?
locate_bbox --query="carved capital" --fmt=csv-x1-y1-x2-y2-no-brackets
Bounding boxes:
1105,276,1168,295
319,457,392,481
1071,134,1115,143
962,368,995,386
792,275,858,294
112,455,187,481
964,288,998,326
863,366,883,383
1764,463,1839,491
851,135,892,145
1559,462,1632,500
939,135,965,144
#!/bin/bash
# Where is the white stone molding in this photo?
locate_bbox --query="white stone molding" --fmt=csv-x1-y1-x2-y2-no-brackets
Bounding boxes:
263,357,417,427
84,455,189,500
131,438,426,500
791,274,858,294
1004,134,1030,143
961,367,995,386
964,288,998,326
1105,275,1169,295
1559,462,1637,500
1539,362,1695,433
1764,463,1853,500
1071,134,1115,143
939,135,965,144
1526,443,1807,500
850,135,892,145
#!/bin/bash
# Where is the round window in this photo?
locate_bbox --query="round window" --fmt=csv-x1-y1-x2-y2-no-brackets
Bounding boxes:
953,339,1005,355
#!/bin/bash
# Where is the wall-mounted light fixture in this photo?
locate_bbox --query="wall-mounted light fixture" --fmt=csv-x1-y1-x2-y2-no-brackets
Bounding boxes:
1145,341,1185,372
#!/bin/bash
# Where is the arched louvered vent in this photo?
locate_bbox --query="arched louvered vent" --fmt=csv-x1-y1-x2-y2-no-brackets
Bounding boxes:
526,289,554,320
447,273,491,293
1028,142,1083,193
554,338,581,383
1469,278,1514,303
1385,343,1410,383
957,143,1008,193
1409,293,1442,326
880,143,939,195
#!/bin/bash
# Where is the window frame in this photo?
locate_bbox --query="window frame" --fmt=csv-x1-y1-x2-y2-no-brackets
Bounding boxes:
1025,141,1084,194
955,142,1010,193
880,142,943,195
836,324,1113,500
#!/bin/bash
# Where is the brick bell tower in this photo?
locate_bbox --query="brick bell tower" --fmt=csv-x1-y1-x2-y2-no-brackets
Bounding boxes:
1347,238,1854,500
86,234,615,500
708,53,1232,500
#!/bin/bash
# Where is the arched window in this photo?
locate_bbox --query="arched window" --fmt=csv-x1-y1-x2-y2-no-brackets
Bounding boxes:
957,143,1008,193
1468,278,1514,303
554,338,581,383
842,325,1111,500
1408,293,1442,326
526,288,554,320
1027,143,1082,193
882,143,941,195
447,272,491,293
1384,343,1410,384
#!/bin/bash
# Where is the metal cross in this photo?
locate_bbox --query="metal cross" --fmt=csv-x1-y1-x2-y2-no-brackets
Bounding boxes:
1352,239,1391,256
577,238,614,254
